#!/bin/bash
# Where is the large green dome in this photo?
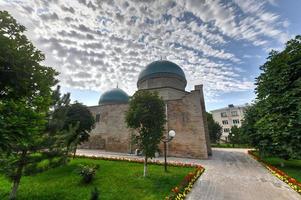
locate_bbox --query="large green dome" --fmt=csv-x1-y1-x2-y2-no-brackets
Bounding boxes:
98,88,129,105
138,60,186,84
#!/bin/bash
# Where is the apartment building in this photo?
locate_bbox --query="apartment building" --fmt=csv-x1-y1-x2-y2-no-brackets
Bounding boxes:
211,104,248,141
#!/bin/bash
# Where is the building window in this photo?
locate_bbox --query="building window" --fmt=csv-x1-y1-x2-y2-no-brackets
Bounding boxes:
233,119,240,124
222,120,228,125
221,112,227,117
231,111,238,116
223,128,230,132
95,114,100,123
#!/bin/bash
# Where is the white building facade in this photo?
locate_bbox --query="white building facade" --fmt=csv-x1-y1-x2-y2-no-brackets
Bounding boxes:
211,104,248,141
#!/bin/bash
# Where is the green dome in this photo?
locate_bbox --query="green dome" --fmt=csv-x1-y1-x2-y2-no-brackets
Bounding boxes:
138,60,186,83
98,88,129,105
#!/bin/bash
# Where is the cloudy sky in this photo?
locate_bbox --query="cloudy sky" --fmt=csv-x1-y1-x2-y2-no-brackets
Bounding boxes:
1,0,300,110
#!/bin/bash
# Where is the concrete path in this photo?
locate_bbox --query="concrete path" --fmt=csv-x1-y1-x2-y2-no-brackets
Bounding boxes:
76,148,301,200
187,148,301,200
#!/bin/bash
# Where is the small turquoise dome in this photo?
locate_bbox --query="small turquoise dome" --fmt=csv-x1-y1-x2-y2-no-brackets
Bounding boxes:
138,60,186,84
98,88,129,105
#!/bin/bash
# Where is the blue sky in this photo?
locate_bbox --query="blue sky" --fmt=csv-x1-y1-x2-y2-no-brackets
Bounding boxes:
1,0,300,111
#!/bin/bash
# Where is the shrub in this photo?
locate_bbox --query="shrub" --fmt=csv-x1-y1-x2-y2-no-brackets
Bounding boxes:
23,156,66,175
24,164,39,175
49,157,66,168
76,164,99,184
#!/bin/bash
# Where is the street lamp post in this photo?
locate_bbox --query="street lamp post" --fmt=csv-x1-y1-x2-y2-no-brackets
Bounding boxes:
161,130,176,172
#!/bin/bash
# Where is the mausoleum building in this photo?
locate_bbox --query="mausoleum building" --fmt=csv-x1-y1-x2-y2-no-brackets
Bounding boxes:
81,60,211,159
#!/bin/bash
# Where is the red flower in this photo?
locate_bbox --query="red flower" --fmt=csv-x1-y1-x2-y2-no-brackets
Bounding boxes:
184,173,194,182
172,187,179,193
289,178,297,184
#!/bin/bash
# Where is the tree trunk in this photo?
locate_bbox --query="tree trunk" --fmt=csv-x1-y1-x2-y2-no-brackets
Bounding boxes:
64,145,70,163
143,156,148,177
66,144,70,156
9,178,20,200
259,149,264,159
9,151,26,200
73,146,77,159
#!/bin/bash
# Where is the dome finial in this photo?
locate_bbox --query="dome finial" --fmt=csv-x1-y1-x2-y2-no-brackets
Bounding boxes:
116,83,119,88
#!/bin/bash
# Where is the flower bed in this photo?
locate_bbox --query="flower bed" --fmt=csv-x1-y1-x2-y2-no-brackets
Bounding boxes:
165,166,204,200
248,150,301,194
76,155,205,199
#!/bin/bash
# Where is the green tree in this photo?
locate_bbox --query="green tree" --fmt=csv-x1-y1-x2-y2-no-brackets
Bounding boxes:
64,102,95,158
0,100,47,199
125,90,166,177
0,11,57,199
45,85,75,162
254,35,301,159
47,85,71,136
241,103,267,151
228,126,241,147
0,11,58,101
206,112,222,143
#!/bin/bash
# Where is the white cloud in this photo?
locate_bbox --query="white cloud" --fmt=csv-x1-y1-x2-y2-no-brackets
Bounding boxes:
0,0,290,103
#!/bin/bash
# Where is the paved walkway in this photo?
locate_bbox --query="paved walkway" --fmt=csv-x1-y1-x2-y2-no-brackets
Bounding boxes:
76,148,301,200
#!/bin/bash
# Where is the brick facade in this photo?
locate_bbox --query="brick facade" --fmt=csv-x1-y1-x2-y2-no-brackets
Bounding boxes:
80,85,211,159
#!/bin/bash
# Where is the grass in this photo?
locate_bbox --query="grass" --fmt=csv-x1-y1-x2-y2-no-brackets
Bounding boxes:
0,158,192,200
260,156,301,182
252,151,301,182
211,143,252,148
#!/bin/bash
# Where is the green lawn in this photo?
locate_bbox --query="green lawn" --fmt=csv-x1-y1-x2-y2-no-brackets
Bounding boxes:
260,156,301,182
0,158,192,200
